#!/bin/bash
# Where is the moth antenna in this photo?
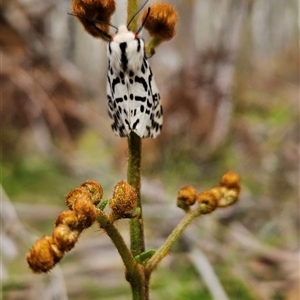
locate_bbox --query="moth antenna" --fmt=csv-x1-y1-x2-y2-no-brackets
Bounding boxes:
68,13,118,31
136,7,150,35
68,13,116,40
127,0,149,29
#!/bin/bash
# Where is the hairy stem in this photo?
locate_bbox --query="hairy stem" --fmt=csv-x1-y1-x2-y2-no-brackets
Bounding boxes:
127,0,139,30
128,132,145,257
97,210,146,299
97,211,136,274
127,1,147,298
145,209,202,274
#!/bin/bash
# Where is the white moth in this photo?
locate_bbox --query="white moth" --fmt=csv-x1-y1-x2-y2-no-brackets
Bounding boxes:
107,24,163,138
70,6,163,138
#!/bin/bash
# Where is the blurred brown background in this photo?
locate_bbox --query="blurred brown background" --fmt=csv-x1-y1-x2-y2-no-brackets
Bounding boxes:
1,0,299,299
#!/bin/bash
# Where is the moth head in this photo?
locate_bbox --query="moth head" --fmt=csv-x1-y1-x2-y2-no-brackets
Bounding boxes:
113,25,135,43
117,25,129,34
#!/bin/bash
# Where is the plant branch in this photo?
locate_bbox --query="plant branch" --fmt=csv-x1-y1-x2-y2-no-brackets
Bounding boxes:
97,210,136,274
127,132,145,257
127,0,139,30
97,210,147,299
145,209,202,274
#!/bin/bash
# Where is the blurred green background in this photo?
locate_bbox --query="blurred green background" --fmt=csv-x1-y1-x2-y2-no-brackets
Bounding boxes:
1,0,299,299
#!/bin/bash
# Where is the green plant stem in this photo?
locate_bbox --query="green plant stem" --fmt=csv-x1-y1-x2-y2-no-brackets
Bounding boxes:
97,211,136,274
127,0,139,30
127,132,147,299
145,209,202,274
97,210,146,298
127,1,147,298
127,132,145,257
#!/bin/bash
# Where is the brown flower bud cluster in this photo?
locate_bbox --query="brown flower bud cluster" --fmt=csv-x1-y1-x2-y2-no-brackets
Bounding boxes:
213,171,241,208
177,186,197,211
71,0,178,49
142,3,178,41
109,181,137,219
177,171,241,214
26,180,103,273
71,0,116,39
142,3,178,53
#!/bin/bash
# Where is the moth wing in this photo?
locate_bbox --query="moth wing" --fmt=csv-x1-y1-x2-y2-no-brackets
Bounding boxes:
146,74,163,138
128,59,163,138
127,72,151,138
107,65,131,137
106,37,163,138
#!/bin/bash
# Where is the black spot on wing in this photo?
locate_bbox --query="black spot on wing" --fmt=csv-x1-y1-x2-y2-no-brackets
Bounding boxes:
135,96,146,102
111,77,121,95
134,76,148,91
141,59,148,74
108,42,112,55
108,64,114,76
136,38,141,52
132,119,140,130
119,42,128,72
115,97,123,103
146,99,152,108
119,72,125,84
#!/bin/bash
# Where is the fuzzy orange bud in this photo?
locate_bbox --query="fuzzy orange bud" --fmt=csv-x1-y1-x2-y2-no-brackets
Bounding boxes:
55,210,78,229
142,3,178,41
73,197,97,228
197,191,218,214
52,224,81,252
220,171,241,191
217,172,241,207
26,236,64,273
65,187,97,228
218,187,240,207
71,0,116,39
65,187,92,210
109,181,137,217
81,179,103,206
177,186,197,211
210,186,223,202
